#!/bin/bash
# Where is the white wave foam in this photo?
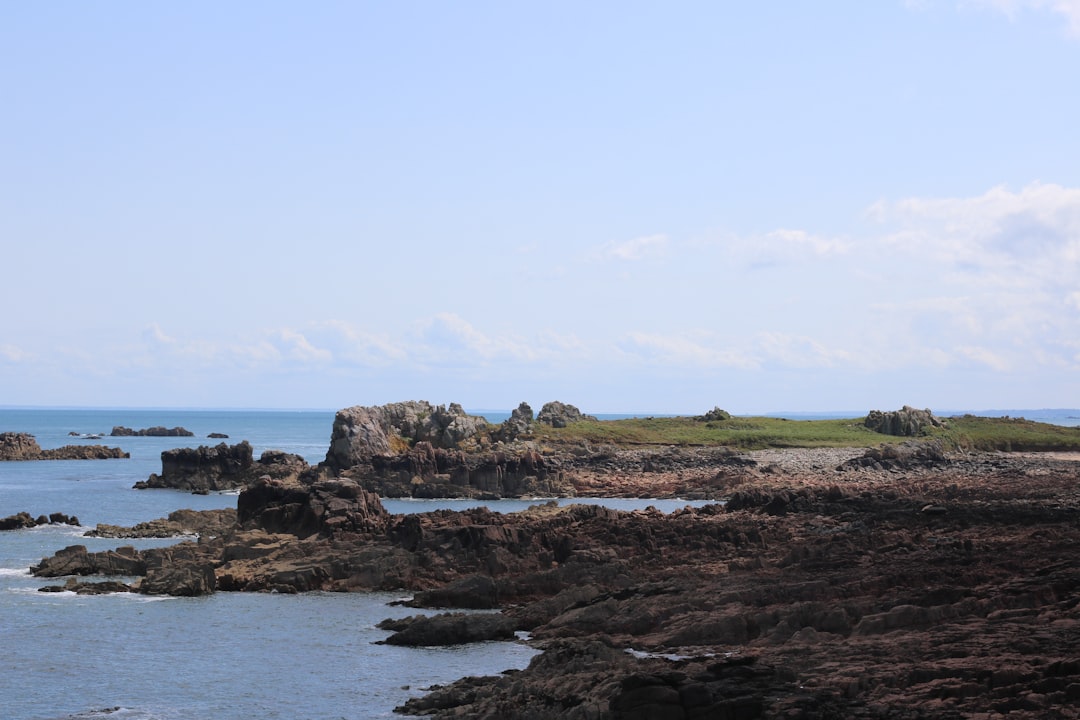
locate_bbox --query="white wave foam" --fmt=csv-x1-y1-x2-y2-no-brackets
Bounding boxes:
0,566,31,577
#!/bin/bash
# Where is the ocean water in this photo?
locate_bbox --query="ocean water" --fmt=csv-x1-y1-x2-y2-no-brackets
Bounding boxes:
0,409,539,720
3,406,1075,720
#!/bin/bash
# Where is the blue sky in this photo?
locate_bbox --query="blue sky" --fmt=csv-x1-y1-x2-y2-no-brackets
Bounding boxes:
2,1,1079,414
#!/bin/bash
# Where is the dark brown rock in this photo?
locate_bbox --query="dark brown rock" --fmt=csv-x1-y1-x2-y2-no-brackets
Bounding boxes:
0,432,129,461
110,425,194,437
134,442,309,493
377,612,516,646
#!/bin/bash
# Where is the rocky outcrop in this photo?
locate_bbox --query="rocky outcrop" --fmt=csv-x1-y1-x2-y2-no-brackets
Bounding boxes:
838,439,949,471
376,612,516,646
0,432,129,461
133,442,309,493
698,405,732,421
236,476,389,538
39,578,133,594
85,508,237,538
324,401,490,472
345,441,572,499
110,426,194,437
0,511,80,530
536,401,598,428
497,402,535,440
864,405,947,436
31,544,147,578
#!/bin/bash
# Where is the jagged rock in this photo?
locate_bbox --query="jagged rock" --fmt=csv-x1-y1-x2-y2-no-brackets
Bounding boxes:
110,426,194,437
133,442,309,493
236,476,389,538
86,508,237,538
536,401,598,428
349,444,572,499
498,402,535,439
31,544,147,578
864,406,946,436
409,574,500,609
208,432,229,439
0,512,39,530
377,612,516,646
1,511,80,530
0,432,129,461
39,578,132,594
324,401,491,472
838,439,949,471
137,563,216,596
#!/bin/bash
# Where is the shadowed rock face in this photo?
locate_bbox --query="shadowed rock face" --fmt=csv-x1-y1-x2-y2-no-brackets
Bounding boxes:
236,476,390,538
133,442,310,493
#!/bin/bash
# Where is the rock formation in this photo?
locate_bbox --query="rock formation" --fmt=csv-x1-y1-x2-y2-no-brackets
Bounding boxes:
535,401,598,428
698,405,732,421
376,612,516,646
85,508,237,538
110,426,194,437
864,405,946,436
133,442,309,493
497,401,535,440
0,511,80,531
0,432,129,461
324,401,491,472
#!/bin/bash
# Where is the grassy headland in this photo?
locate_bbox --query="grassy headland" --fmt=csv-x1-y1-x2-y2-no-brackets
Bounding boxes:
526,413,1080,452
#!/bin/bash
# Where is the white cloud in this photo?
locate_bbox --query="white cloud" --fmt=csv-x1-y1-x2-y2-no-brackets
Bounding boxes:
594,234,669,262
417,313,539,363
956,345,1012,371
619,331,758,369
0,344,28,362
961,0,1080,34
870,182,1080,290
617,331,855,371
270,329,333,364
697,228,850,269
765,229,850,256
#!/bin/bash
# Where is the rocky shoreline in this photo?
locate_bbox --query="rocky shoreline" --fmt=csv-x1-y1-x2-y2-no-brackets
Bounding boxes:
27,435,1080,718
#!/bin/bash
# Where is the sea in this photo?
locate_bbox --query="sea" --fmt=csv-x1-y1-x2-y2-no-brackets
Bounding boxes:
0,407,722,720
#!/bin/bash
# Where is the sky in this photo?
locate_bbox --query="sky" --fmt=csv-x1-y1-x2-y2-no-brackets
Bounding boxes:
2,1,1079,414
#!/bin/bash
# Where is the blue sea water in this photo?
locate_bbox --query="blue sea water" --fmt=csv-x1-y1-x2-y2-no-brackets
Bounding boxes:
0,408,722,720
3,406,1076,720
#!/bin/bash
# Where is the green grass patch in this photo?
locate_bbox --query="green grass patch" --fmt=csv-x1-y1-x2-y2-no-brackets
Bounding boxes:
524,414,1080,452
932,414,1080,452
530,415,883,450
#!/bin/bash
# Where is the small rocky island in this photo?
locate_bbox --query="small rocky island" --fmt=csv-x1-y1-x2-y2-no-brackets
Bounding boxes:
110,425,195,437
0,432,128,461
29,401,1080,718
